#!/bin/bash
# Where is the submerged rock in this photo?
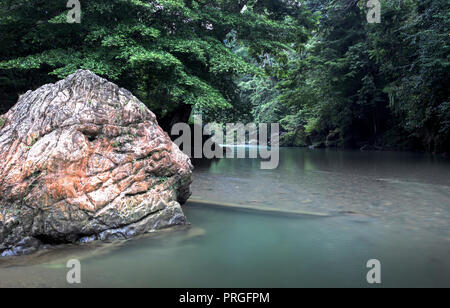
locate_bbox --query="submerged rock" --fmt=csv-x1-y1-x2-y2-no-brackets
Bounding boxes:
0,70,193,256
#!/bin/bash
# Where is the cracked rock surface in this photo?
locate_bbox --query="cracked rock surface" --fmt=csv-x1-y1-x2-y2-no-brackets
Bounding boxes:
0,70,193,256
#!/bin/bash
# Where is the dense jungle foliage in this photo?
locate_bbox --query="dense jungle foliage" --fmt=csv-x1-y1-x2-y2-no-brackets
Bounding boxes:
1,0,449,152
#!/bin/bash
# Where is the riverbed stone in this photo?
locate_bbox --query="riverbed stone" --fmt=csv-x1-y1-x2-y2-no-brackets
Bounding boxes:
0,70,193,256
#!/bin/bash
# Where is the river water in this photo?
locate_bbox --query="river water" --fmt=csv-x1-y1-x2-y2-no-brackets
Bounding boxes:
0,148,449,287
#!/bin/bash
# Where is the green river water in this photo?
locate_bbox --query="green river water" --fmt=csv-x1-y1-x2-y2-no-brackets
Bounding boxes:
0,148,449,287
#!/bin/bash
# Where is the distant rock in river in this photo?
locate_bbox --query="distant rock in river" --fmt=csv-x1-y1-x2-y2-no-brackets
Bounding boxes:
0,70,193,256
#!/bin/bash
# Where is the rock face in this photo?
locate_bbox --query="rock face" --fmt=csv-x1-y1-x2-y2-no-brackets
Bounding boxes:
280,126,308,147
325,128,342,148
0,70,193,256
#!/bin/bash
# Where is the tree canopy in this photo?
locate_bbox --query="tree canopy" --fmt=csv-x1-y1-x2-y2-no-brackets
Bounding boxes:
1,0,449,152
0,0,312,126
254,0,450,152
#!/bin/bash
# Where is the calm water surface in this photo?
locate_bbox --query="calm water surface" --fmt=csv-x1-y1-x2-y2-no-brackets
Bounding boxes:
0,148,449,287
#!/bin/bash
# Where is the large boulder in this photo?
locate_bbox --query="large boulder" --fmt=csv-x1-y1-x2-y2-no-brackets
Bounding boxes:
0,70,193,256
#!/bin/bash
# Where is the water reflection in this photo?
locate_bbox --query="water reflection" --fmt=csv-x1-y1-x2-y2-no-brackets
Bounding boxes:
191,148,450,237
0,148,449,287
